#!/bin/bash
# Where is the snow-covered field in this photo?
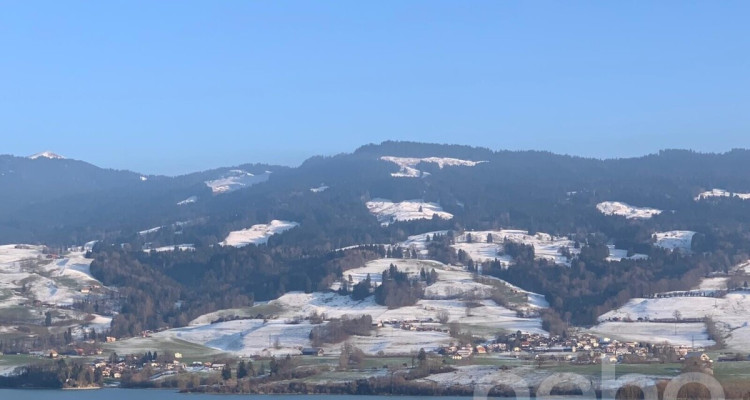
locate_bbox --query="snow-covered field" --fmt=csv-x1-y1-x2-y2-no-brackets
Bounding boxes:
594,266,750,350
0,245,112,340
605,245,649,262
172,291,544,356
155,319,314,357
220,220,299,247
652,230,696,252
0,245,102,307
205,169,271,194
400,230,641,266
380,156,485,178
335,258,502,301
456,230,577,266
695,188,750,201
590,321,713,348
366,199,453,226
163,258,547,357
596,201,662,219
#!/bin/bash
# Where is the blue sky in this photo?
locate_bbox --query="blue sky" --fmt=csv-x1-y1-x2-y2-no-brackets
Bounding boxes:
1,1,749,175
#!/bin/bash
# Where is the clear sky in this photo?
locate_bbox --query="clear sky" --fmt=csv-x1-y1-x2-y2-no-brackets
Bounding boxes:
1,1,749,175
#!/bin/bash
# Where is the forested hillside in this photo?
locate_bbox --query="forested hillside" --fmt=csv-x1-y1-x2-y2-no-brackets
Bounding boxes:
6,141,750,333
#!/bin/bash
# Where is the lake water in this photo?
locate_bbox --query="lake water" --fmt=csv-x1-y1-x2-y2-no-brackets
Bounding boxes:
0,390,476,399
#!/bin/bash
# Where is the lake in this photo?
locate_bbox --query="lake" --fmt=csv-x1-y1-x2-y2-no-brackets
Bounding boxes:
0,390,476,399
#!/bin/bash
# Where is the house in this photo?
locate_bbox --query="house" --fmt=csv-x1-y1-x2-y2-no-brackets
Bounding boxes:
302,348,324,356
685,352,711,363
684,352,713,372
456,347,473,357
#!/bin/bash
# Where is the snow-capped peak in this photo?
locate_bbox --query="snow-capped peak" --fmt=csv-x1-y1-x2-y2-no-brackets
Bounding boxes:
29,151,65,160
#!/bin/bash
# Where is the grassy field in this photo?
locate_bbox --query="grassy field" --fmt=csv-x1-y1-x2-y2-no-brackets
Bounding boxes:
103,336,229,363
0,354,56,373
714,361,750,382
541,362,683,377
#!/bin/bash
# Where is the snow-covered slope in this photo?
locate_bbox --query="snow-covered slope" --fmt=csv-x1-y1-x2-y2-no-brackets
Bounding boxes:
400,230,642,267
605,245,649,262
138,226,162,236
596,201,662,219
380,156,485,178
652,230,696,252
165,258,547,357
177,196,197,205
366,199,453,226
205,169,271,194
455,230,577,266
29,151,65,160
695,188,750,201
590,321,713,348
220,220,299,247
591,262,750,350
0,245,101,307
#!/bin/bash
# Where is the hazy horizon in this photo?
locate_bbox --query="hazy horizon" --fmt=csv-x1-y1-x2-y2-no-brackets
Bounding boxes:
7,142,750,177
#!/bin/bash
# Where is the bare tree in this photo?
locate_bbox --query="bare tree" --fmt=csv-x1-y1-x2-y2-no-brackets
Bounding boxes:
436,310,450,324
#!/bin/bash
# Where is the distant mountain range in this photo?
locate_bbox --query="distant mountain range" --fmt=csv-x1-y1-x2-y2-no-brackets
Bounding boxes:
2,141,750,246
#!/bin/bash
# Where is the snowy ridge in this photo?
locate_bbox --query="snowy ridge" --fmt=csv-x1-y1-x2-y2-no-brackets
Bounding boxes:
29,151,65,160
380,156,485,178
695,188,750,201
177,196,198,205
205,169,271,194
596,201,662,219
138,226,162,236
220,220,299,248
366,198,453,226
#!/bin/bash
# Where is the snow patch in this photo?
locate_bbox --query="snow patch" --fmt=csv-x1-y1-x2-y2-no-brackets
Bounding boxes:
220,220,299,247
138,226,162,236
380,156,485,178
366,199,453,226
29,151,65,160
591,321,713,348
695,189,750,201
177,196,198,205
653,230,696,252
205,170,271,194
596,201,662,220
310,184,329,193
143,244,195,253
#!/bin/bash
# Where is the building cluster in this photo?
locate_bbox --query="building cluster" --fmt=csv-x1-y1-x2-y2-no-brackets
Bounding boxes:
437,331,712,366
